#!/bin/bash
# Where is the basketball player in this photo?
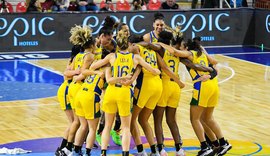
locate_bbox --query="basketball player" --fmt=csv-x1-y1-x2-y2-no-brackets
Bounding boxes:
159,39,232,156
143,12,165,43
128,35,185,156
59,25,96,156
95,17,123,147
90,32,161,156
153,28,218,156
55,45,81,156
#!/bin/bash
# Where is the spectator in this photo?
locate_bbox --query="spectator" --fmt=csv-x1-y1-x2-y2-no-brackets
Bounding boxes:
242,0,248,7
52,0,70,11
160,0,179,9
87,0,99,11
131,0,147,10
26,0,41,12
203,0,218,8
100,0,112,11
40,0,55,12
77,0,88,11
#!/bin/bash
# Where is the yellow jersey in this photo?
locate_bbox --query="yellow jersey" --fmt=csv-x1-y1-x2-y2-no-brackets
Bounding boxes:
161,50,180,79
95,46,102,60
112,52,135,77
188,50,210,81
138,45,158,76
83,74,104,95
150,31,158,43
74,52,87,70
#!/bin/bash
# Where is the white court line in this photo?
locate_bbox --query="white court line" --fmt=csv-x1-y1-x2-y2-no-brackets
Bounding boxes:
221,51,270,55
205,45,243,48
221,54,270,67
22,60,63,76
181,63,235,93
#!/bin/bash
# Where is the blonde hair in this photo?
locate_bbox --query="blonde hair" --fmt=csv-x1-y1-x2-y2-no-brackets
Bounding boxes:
69,25,94,47
165,24,183,42
116,30,129,50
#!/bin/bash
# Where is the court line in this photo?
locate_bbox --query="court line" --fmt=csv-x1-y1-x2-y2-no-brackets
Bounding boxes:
244,142,263,156
220,54,270,67
22,60,63,76
221,51,270,55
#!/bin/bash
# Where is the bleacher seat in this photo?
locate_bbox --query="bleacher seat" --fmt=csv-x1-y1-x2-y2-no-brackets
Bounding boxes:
116,0,130,11
148,0,161,10
16,1,27,12
0,2,14,12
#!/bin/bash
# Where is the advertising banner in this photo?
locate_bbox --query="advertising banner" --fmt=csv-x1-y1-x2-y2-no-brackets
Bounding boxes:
255,9,270,49
0,8,255,52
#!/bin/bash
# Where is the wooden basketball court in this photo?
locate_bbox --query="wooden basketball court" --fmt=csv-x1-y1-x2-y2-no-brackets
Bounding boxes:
0,47,270,155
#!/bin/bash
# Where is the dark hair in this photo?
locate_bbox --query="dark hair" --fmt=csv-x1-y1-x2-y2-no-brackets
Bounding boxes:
128,35,143,43
186,39,203,57
70,45,82,63
101,49,110,59
99,16,117,36
158,30,173,45
193,36,201,42
154,12,164,22
82,37,95,49
117,23,127,32
172,36,184,46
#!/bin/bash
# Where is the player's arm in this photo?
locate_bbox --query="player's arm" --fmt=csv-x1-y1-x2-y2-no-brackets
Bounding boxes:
135,54,161,75
201,46,218,65
121,65,142,86
64,56,80,77
180,58,213,72
90,53,112,70
105,67,131,85
156,53,185,88
143,33,150,42
137,42,162,53
75,53,95,82
157,42,191,58
82,69,104,77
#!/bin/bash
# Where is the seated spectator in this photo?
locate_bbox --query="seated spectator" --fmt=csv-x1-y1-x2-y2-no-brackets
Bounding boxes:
52,0,70,11
160,0,179,9
77,0,88,11
100,0,112,11
26,0,41,12
87,0,99,11
40,0,55,12
131,0,147,10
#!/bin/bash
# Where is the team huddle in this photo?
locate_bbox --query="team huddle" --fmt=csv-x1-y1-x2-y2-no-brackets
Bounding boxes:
55,13,232,156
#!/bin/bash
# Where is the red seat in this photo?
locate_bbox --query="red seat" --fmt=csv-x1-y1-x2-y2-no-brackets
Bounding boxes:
16,1,27,13
148,0,161,10
0,2,14,13
100,0,114,10
116,0,130,11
